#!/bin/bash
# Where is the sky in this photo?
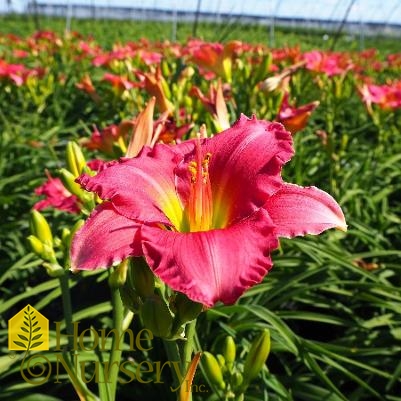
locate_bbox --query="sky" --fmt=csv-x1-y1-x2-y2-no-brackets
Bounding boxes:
2,0,401,25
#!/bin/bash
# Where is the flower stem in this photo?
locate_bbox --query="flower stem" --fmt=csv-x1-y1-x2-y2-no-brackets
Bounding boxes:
180,319,198,401
108,276,124,401
59,271,99,401
163,338,182,395
182,319,197,375
59,272,74,355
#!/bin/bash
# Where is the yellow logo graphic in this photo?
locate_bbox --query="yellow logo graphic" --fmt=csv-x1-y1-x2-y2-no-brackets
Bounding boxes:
8,304,49,351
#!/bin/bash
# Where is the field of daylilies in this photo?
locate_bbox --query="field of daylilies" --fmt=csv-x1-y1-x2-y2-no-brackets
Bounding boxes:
1,16,401,401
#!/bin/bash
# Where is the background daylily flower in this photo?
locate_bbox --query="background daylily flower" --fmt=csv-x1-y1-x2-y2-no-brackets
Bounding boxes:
135,67,175,114
33,172,80,214
71,115,346,307
276,93,320,134
190,79,231,131
359,81,401,113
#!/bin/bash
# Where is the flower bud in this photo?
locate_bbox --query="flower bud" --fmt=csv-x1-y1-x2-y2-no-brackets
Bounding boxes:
66,141,86,178
223,336,236,370
130,257,155,298
61,227,71,245
202,352,226,390
59,168,83,198
173,293,203,324
179,66,195,82
216,354,226,373
30,210,53,246
108,260,128,289
242,329,271,386
27,235,44,256
232,371,243,389
141,296,173,338
63,219,84,249
120,285,142,312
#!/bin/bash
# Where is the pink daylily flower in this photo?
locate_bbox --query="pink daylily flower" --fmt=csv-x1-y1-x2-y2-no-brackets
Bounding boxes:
359,81,401,113
303,50,353,77
276,93,319,134
33,174,80,214
71,116,346,307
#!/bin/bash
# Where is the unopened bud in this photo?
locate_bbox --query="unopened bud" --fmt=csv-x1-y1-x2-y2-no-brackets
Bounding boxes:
59,168,83,198
174,293,203,324
216,354,226,373
223,336,236,370
202,352,226,390
63,219,84,249
27,235,44,256
232,371,243,389
161,60,170,78
141,296,173,338
179,66,195,81
120,285,142,312
242,329,270,386
66,141,86,177
30,210,53,246
109,260,129,289
130,257,155,298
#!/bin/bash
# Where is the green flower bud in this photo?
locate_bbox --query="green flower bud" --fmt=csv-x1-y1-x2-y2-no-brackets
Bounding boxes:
216,354,225,367
161,60,170,80
66,141,86,178
174,293,203,324
130,257,155,298
109,260,128,289
63,219,84,249
232,371,243,389
141,296,173,338
223,336,236,370
242,329,271,386
216,354,227,373
120,285,142,312
27,235,44,256
202,351,226,390
59,168,83,198
30,210,53,246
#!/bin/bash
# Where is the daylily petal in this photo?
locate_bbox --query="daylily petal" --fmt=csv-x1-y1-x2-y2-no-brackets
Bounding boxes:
175,115,294,229
141,208,278,307
78,145,186,229
264,183,347,238
71,202,141,270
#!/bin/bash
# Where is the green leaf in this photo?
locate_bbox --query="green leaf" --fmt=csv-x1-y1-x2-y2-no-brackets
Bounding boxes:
30,342,43,349
17,334,28,342
13,341,26,348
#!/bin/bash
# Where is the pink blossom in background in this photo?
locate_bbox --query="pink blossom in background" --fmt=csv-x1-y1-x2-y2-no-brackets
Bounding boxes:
33,174,80,214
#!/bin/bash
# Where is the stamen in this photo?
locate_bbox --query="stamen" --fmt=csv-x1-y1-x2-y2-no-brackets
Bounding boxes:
187,135,213,232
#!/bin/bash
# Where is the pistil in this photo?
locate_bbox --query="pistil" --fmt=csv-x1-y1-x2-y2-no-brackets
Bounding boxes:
187,131,213,232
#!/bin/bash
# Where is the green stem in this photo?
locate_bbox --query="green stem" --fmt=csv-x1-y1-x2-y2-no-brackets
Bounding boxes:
180,319,198,401
182,319,197,375
59,273,74,356
163,338,182,394
59,271,99,401
108,277,125,401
